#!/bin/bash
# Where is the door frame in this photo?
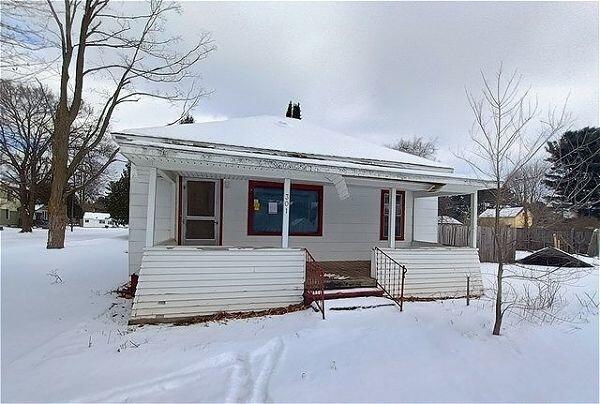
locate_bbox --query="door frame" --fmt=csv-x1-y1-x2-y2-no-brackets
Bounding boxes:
178,177,223,246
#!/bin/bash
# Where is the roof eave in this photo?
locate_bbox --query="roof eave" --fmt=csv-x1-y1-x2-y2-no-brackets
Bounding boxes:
112,131,454,174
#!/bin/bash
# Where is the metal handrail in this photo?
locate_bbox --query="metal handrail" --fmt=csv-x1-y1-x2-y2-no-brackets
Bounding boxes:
304,249,325,319
373,247,407,311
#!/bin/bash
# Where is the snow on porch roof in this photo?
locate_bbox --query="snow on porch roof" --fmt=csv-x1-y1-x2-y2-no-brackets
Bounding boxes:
115,115,452,171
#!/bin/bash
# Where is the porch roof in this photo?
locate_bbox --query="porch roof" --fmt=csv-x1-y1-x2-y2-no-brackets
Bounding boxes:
113,116,495,195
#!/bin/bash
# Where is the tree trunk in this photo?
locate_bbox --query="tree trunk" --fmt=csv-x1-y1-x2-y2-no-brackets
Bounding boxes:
19,205,33,233
492,261,504,335
492,193,505,336
47,200,67,248
47,116,70,249
18,187,33,233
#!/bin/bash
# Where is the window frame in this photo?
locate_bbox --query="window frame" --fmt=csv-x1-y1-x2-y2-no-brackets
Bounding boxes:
247,180,323,236
380,189,406,241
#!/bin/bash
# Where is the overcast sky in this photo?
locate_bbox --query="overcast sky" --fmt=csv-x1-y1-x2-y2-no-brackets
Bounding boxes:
109,1,598,172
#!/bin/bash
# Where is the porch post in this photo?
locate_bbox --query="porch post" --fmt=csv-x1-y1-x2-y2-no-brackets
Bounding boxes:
146,167,157,248
282,178,291,248
470,191,478,248
388,188,397,249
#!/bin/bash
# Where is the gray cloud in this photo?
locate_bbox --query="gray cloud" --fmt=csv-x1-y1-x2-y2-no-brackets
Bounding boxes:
110,1,598,172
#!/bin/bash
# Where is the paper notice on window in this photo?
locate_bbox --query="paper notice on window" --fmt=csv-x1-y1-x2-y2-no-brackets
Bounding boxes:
268,201,278,214
254,199,260,211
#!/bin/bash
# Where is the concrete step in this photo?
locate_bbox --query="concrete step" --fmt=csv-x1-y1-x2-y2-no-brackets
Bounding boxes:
325,296,396,311
324,277,377,290
322,287,384,300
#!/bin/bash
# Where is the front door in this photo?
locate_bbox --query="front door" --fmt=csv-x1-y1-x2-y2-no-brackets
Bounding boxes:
182,179,220,245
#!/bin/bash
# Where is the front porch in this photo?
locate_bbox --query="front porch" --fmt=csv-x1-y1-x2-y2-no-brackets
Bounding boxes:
119,125,492,323
126,161,485,322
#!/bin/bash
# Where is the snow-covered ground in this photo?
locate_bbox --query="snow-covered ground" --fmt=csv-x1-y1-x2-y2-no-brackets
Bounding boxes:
1,228,598,403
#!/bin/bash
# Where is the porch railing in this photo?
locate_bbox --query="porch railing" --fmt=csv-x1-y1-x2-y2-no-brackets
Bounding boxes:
304,249,325,319
373,247,407,311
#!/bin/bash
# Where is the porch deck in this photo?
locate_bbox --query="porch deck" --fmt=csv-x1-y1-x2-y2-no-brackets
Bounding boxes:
319,261,377,289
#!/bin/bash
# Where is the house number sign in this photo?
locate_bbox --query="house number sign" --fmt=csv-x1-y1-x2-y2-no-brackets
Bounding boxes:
283,193,290,214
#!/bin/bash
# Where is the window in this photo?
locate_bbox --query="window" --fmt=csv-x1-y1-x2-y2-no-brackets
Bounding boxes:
84,219,89,223
380,190,405,240
99,220,105,224
248,181,323,236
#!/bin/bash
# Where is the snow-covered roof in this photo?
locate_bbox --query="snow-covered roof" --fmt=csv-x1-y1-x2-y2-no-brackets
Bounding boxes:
479,207,524,218
115,115,452,172
438,215,463,225
34,204,46,212
83,212,111,220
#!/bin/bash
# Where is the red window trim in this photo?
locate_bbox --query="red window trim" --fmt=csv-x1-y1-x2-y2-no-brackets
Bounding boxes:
247,180,323,236
380,189,406,241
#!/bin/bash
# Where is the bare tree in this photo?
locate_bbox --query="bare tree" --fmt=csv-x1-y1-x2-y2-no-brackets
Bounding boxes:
507,159,548,229
0,79,54,232
5,0,216,248
459,63,572,335
388,136,437,159
70,140,115,210
0,1,53,75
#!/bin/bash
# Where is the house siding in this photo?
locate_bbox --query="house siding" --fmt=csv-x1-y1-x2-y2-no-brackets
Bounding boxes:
128,165,176,275
129,247,305,323
373,247,483,298
479,211,531,229
0,208,19,226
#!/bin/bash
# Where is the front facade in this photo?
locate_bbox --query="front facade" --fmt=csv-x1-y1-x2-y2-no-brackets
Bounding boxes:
115,116,492,323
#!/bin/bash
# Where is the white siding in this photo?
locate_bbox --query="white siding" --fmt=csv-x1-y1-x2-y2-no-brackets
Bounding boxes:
373,247,483,298
413,197,438,243
129,247,305,323
128,164,175,276
222,180,418,261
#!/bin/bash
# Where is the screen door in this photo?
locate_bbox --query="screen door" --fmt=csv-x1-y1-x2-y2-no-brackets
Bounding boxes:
183,179,220,245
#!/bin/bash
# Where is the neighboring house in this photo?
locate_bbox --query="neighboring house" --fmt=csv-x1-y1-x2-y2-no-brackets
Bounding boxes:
113,115,493,324
34,205,48,224
438,215,463,225
479,207,532,228
0,191,19,227
82,212,112,228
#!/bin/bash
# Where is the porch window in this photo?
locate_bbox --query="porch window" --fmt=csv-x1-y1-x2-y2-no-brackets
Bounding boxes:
248,181,323,236
380,190,405,240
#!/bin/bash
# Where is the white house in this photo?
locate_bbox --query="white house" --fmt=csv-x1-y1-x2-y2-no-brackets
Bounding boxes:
83,212,112,228
113,115,493,324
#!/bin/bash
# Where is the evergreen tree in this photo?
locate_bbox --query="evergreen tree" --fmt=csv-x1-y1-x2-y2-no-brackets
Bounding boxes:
105,164,130,225
292,102,301,119
285,101,293,118
179,113,194,124
544,127,600,217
